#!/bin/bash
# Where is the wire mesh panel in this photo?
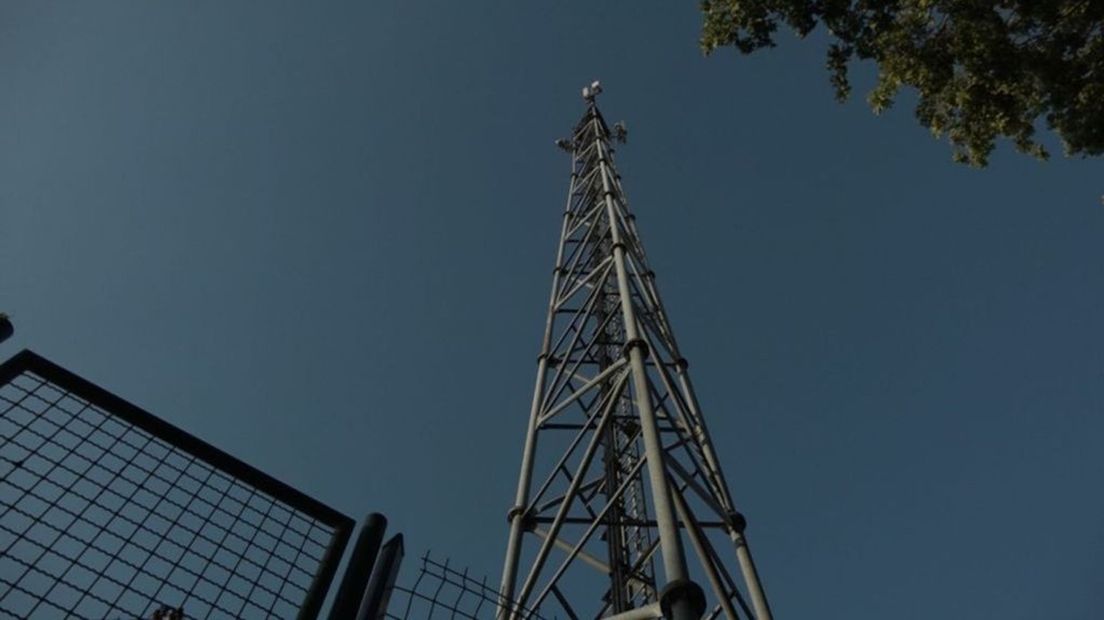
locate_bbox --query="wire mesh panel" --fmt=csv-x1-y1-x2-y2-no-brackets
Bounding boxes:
386,553,547,620
0,350,353,620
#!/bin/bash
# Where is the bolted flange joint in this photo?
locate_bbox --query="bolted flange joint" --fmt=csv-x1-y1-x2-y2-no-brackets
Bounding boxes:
506,506,536,531
727,510,748,534
659,579,706,620
622,338,650,360
611,241,627,253
676,357,689,371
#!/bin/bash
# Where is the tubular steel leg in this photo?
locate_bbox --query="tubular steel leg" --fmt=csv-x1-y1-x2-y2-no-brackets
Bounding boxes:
499,168,579,620
499,356,549,618
670,489,739,620
599,141,700,620
731,531,772,620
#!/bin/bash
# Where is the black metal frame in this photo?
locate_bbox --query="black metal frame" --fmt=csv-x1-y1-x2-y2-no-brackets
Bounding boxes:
0,349,353,619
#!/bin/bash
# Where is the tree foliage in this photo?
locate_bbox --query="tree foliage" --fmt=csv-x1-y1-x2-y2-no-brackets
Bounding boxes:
700,1,1104,166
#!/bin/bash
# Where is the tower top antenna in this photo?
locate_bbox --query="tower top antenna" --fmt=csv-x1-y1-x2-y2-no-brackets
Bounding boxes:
581,80,602,101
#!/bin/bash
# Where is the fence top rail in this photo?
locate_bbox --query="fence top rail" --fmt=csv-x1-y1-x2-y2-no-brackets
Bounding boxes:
0,348,356,619
0,348,352,530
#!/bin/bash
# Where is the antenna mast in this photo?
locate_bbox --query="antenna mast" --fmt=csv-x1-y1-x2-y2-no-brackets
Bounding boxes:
498,83,773,620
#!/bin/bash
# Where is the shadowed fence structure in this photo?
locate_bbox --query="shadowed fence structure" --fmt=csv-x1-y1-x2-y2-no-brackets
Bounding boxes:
0,350,523,620
0,350,353,620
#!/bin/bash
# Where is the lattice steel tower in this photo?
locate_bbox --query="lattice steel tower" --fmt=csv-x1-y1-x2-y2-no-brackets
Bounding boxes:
498,83,773,620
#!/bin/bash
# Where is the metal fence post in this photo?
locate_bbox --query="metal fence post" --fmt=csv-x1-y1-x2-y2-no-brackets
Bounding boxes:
355,534,404,620
326,513,389,620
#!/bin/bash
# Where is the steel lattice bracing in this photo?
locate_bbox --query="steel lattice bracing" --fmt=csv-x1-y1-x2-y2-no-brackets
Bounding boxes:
497,85,773,620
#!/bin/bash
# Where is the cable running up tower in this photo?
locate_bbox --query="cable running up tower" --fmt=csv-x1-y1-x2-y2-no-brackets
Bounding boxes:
498,83,773,620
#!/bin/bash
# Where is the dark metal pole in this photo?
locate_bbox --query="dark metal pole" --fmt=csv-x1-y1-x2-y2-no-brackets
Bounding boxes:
355,534,404,620
299,521,356,620
327,513,389,620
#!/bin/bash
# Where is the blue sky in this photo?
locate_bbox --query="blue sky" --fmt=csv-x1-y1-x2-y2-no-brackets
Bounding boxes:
2,2,1102,618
